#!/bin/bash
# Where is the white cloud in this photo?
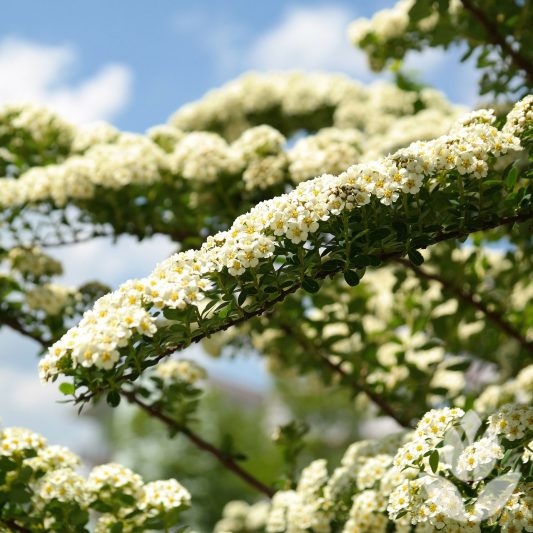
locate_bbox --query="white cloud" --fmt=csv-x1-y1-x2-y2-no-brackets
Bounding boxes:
174,5,375,79
175,4,479,107
246,5,371,76
0,37,132,123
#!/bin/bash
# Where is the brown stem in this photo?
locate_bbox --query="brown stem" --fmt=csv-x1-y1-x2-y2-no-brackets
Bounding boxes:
396,258,533,356
121,390,274,498
74,210,533,405
0,315,48,348
459,0,533,86
0,519,31,532
279,323,413,428
319,355,414,428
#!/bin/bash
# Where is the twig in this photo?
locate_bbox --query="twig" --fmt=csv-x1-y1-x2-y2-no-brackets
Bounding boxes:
0,518,32,532
396,258,533,355
278,323,413,428
121,390,275,498
0,315,48,348
460,0,533,86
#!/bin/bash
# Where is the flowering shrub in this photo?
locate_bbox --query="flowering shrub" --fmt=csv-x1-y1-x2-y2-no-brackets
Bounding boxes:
0,426,190,532
38,98,532,406
0,3,532,531
212,403,532,532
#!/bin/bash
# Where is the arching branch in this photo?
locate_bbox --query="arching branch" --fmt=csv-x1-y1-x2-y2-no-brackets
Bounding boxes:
72,210,533,406
396,257,533,355
459,0,533,86
277,322,413,428
120,390,274,497
0,315,48,348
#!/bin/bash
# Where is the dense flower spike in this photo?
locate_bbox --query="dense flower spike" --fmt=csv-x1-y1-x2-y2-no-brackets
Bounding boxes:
170,72,460,138
0,425,191,532
0,79,462,215
39,98,530,389
257,403,532,532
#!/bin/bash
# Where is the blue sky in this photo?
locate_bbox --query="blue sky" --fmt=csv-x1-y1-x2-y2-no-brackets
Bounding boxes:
0,0,478,131
0,0,480,453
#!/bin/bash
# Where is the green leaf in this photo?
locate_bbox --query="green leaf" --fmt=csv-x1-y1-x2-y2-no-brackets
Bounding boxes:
352,255,374,268
9,487,31,503
407,249,424,266
322,259,344,271
106,390,121,408
446,360,471,372
237,290,248,306
59,382,75,396
505,164,519,190
302,277,320,293
217,303,233,319
429,450,440,473
343,270,360,287
431,387,450,396
368,227,391,241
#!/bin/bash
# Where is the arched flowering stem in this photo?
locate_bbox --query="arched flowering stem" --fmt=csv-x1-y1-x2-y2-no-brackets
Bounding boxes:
69,209,533,408
120,390,275,497
41,100,533,405
396,257,533,356
276,322,413,428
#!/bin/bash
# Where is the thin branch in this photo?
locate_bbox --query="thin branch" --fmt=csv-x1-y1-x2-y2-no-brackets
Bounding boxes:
0,518,32,532
74,210,533,405
459,0,533,86
0,315,48,348
319,355,414,428
396,258,533,355
278,323,413,428
121,390,275,498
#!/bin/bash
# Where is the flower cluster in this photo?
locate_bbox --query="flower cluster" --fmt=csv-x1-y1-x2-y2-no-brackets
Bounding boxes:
155,358,207,384
288,127,363,183
475,365,533,415
0,103,74,176
1,246,86,325
0,83,462,213
25,283,80,315
0,425,191,532
138,479,191,516
488,403,533,442
348,0,461,56
393,407,465,470
261,403,532,532
170,72,459,139
7,247,63,279
266,459,331,532
39,99,527,384
71,121,120,153
388,405,532,531
348,0,414,44
215,500,270,532
503,95,533,137
4,133,167,208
